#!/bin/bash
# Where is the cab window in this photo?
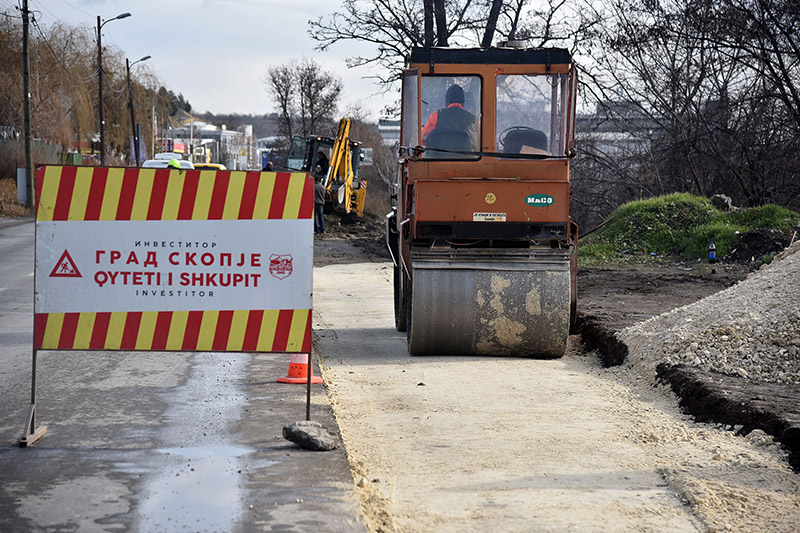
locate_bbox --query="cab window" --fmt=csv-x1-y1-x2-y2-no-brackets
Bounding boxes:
286,136,310,171
496,74,569,156
401,70,420,150
419,75,481,160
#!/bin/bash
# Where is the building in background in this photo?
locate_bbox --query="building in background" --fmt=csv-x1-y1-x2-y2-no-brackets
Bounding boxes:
162,120,256,170
377,119,400,146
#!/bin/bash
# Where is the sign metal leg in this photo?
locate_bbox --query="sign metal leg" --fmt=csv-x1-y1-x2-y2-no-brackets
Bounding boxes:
20,349,47,447
306,353,312,421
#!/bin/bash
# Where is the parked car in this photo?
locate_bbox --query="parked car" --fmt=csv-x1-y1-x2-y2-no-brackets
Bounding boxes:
193,163,227,170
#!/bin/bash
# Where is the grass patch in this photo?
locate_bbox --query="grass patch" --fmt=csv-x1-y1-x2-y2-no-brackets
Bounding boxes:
680,220,746,259
580,193,799,264
726,204,799,232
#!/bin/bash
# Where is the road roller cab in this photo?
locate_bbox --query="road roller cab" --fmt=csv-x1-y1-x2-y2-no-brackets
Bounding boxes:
387,45,578,356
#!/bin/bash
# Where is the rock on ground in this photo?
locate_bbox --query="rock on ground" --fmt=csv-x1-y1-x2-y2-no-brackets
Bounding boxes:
283,420,340,451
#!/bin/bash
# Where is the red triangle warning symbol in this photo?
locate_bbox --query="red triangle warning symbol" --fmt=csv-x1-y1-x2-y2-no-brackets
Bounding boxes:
49,250,82,278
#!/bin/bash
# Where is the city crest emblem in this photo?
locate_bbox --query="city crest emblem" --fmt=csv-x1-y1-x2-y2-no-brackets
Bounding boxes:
269,254,294,280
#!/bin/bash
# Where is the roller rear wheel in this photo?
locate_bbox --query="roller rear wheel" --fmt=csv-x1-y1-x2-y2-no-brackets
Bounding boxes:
393,264,408,332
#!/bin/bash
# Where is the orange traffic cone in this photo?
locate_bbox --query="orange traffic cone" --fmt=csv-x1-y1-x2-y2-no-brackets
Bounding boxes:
278,353,323,384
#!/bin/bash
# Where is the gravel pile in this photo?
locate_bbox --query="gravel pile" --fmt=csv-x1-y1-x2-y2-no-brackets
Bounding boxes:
619,241,800,384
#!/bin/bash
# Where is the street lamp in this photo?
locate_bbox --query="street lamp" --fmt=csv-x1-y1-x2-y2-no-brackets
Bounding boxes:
126,55,150,166
97,12,131,166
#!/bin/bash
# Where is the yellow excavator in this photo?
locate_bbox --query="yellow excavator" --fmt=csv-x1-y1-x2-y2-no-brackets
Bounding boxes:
284,118,367,216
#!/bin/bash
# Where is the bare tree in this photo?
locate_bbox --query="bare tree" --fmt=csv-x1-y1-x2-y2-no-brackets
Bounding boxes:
308,0,494,87
424,0,435,46
715,0,800,135
264,58,342,148
482,0,504,47
266,63,296,141
310,1,590,94
433,0,449,45
572,0,800,223
296,59,343,136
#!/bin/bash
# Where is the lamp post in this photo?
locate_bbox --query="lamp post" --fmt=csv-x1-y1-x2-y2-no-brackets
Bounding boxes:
126,55,150,166
97,12,131,166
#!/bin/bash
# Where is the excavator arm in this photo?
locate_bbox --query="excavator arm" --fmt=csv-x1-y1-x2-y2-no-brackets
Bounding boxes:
325,119,366,216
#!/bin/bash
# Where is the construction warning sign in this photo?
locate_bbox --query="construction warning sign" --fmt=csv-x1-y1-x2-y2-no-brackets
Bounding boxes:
49,250,81,278
33,166,314,353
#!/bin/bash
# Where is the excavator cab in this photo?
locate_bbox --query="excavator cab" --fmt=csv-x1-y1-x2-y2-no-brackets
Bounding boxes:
387,46,578,356
285,135,334,175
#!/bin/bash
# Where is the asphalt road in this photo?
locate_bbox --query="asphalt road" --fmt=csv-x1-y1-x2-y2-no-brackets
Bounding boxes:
0,218,35,404
0,218,364,532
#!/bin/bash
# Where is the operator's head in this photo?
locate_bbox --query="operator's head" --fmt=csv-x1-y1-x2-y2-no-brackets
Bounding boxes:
446,84,465,106
167,158,180,169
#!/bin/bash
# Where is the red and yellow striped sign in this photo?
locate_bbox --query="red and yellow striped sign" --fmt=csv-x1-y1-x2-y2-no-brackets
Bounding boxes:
34,166,313,353
34,309,311,352
36,166,314,221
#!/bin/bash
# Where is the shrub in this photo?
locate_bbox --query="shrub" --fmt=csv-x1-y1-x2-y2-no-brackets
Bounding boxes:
579,193,799,264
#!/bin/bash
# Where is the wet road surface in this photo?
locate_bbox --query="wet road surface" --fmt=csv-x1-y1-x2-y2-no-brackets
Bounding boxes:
0,219,364,531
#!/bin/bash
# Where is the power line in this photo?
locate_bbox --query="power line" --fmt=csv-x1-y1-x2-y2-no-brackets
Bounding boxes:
29,0,93,34
105,72,129,96
28,1,61,27
54,0,91,18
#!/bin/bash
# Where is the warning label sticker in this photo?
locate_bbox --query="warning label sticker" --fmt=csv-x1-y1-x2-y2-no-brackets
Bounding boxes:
473,212,507,222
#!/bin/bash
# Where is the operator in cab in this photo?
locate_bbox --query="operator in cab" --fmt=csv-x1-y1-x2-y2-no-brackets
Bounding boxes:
421,84,479,158
315,151,329,178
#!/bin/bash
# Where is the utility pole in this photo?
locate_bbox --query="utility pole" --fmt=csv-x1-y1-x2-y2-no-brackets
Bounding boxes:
126,55,150,166
126,59,137,165
152,105,156,157
97,12,130,166
190,120,193,163
22,0,34,207
97,16,105,165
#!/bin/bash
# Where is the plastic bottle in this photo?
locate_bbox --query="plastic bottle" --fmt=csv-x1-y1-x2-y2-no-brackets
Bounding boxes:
708,241,717,263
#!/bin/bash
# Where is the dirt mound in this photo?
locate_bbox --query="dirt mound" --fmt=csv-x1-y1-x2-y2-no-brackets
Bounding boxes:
620,241,800,384
726,228,794,263
317,211,388,261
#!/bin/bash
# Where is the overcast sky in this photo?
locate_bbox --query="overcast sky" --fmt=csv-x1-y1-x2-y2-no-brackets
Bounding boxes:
29,0,396,121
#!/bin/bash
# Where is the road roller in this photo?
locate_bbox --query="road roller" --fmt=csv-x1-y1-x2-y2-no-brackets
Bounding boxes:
386,45,578,357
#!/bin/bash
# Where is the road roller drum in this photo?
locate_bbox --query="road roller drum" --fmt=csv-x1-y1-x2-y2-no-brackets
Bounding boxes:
407,249,571,357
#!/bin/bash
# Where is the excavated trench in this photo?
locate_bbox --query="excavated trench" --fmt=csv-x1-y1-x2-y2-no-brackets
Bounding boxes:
576,314,800,472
